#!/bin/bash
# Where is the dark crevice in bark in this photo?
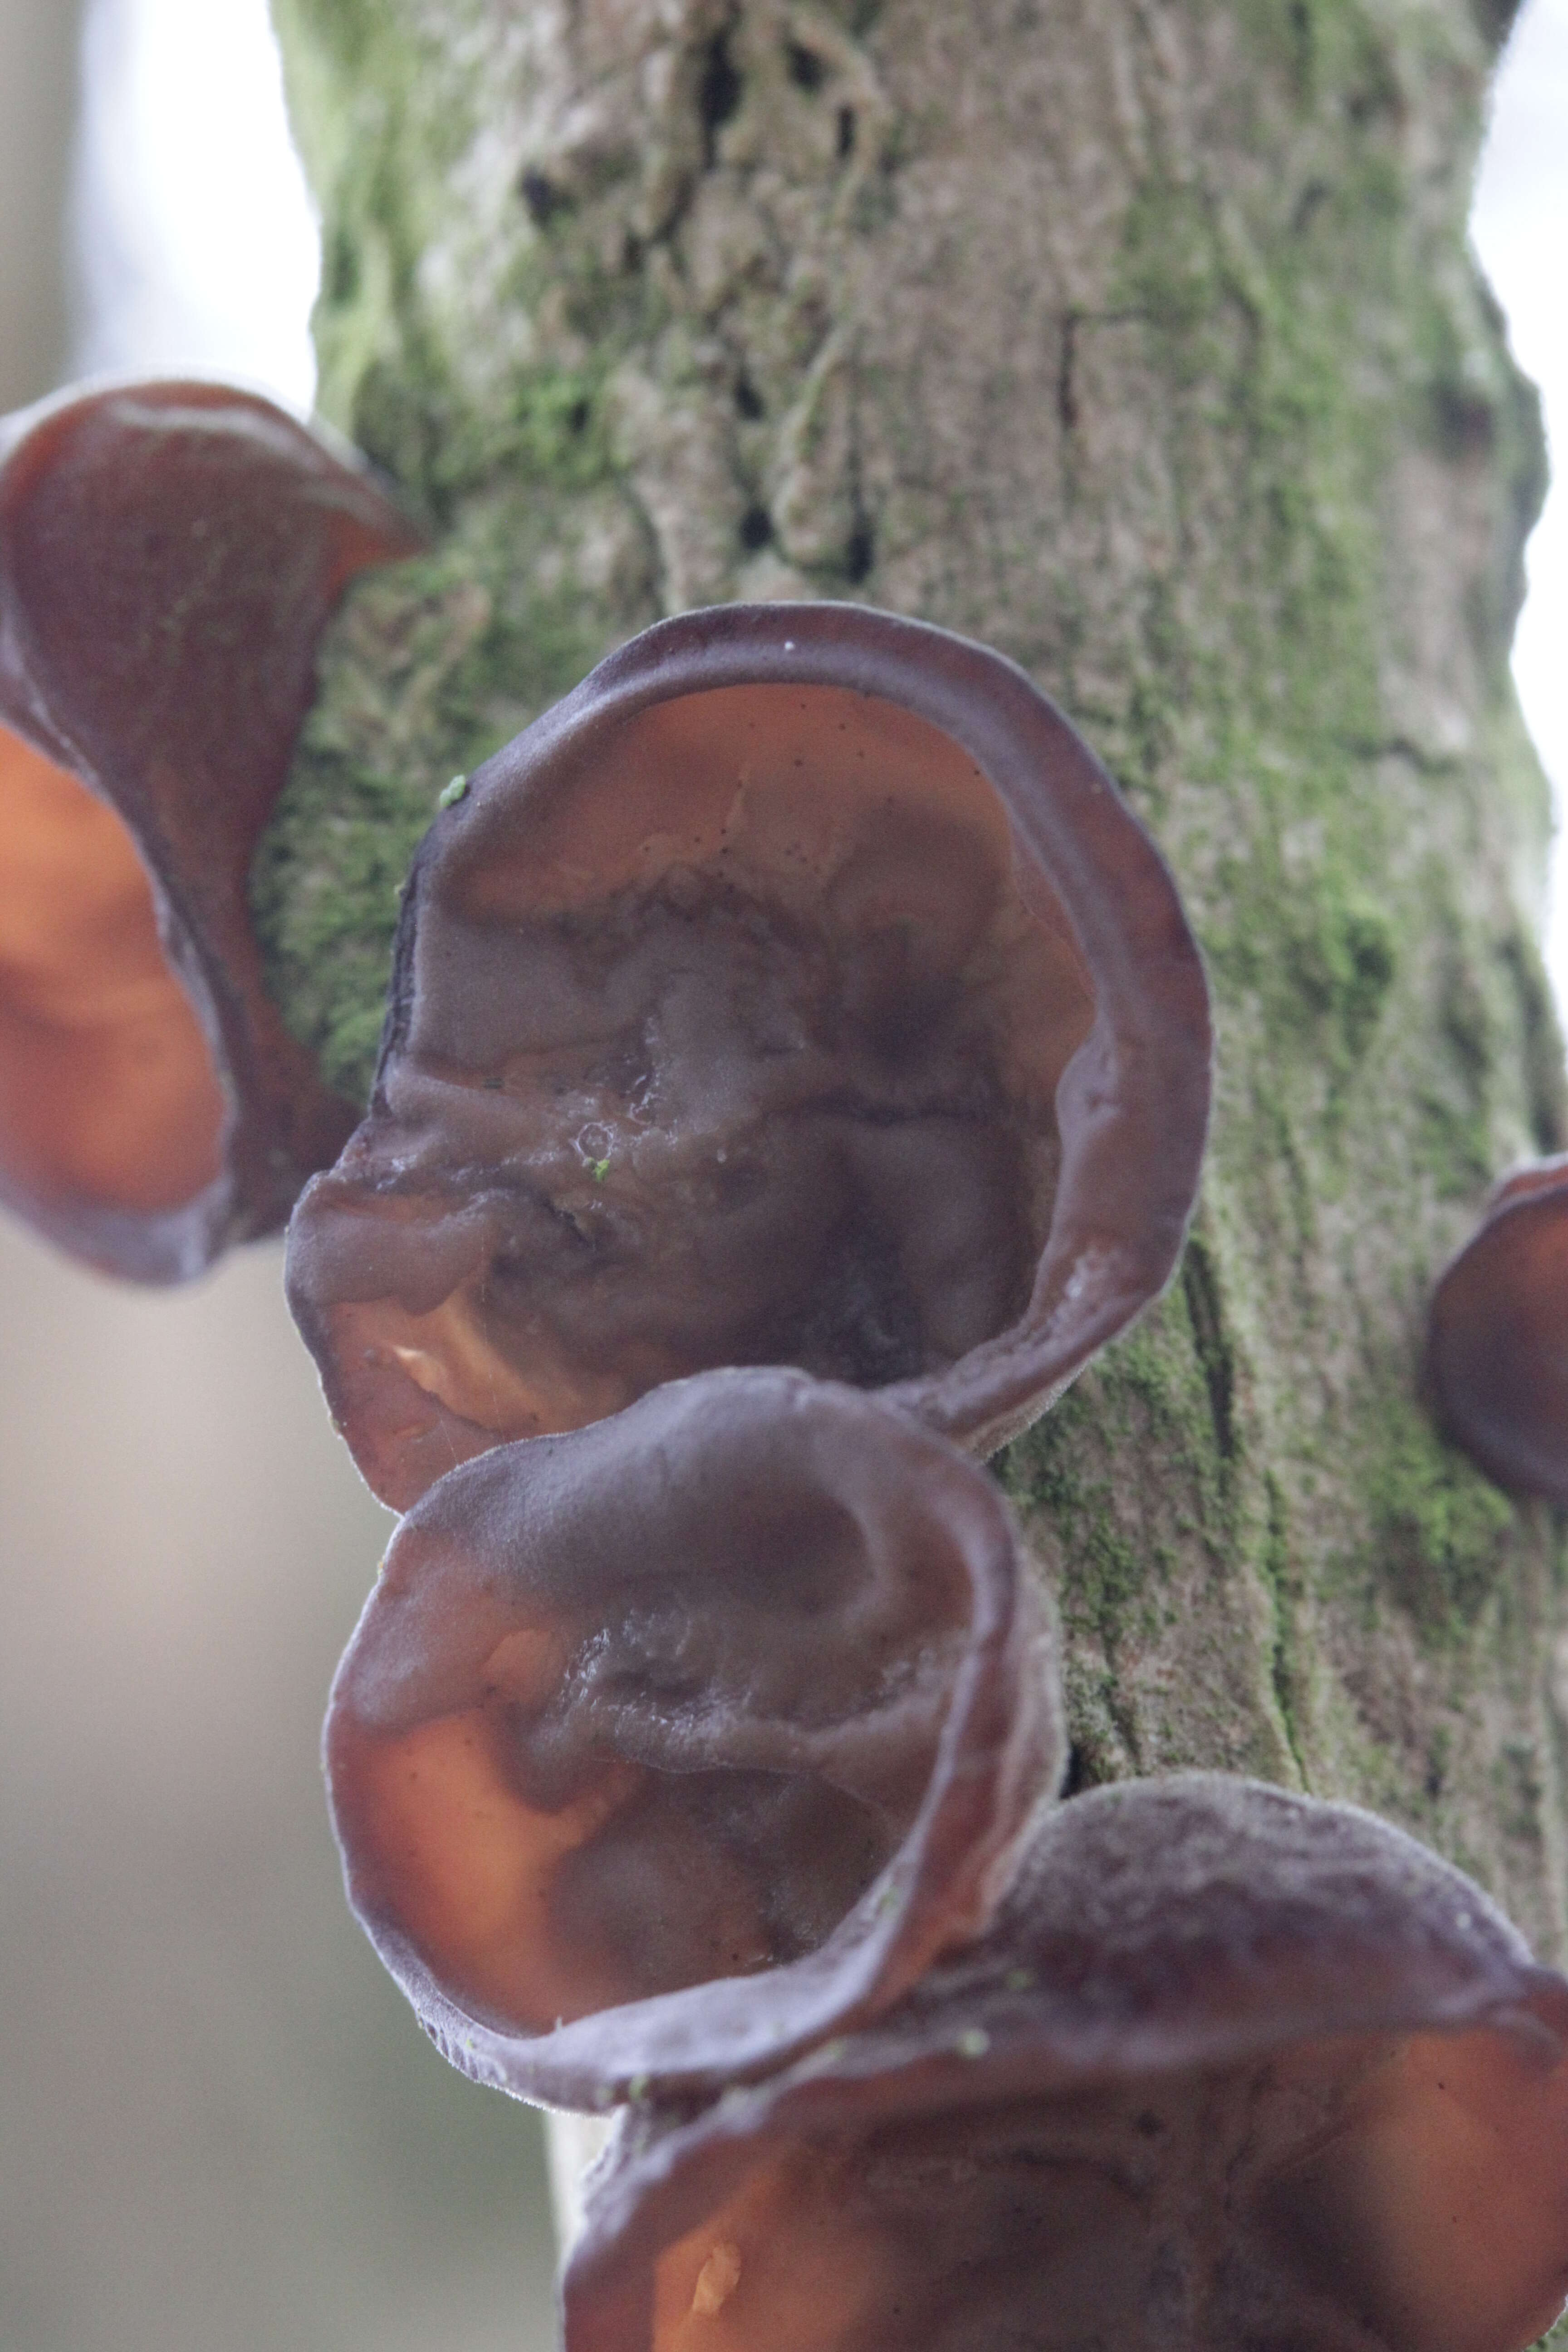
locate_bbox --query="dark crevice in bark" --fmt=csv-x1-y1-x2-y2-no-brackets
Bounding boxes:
1057,310,1081,433
699,27,743,165
786,39,826,91
1182,1240,1237,1465
518,167,566,227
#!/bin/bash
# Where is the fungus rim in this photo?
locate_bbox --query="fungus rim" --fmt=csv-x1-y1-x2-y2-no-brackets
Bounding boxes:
0,375,421,1280
324,1364,1063,2111
564,1773,1568,2352
1426,1151,1568,1502
288,600,1212,1500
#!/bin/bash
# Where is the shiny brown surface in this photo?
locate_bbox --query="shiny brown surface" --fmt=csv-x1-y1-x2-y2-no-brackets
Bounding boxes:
0,378,421,1279
326,1367,1060,2109
648,2148,893,2352
289,604,1210,1509
1426,1154,1568,1501
0,724,223,1213
566,1776,1568,2352
625,2034,1568,2352
1274,2024,1568,2352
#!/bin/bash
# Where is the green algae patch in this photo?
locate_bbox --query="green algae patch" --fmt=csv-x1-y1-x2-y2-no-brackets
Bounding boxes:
249,514,636,1105
997,1272,1236,1643
999,1373,1159,1661
1258,1470,1309,1781
995,1263,1306,1790
1284,893,1396,1062
1356,1388,1519,1643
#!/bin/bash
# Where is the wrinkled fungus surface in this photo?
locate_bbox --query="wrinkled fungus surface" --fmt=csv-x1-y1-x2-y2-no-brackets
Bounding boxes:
566,1775,1568,2352
326,1366,1060,2110
1426,1155,1568,1503
287,603,1210,1509
0,379,420,1279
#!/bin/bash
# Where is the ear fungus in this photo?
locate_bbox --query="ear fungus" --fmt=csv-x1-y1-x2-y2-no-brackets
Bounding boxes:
324,1366,1060,2110
286,602,1211,1510
0,379,421,1280
1425,1155,1568,1503
564,1775,1568,2352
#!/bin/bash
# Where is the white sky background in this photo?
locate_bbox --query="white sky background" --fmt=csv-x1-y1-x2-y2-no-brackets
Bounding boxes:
72,0,318,410
1472,0,1568,1010
69,0,1568,998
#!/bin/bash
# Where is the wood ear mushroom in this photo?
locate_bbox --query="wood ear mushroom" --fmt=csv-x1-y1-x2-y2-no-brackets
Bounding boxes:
566,1776,1568,2352
286,602,1211,1509
0,379,420,1280
325,1366,1061,2112
1425,1155,1568,1505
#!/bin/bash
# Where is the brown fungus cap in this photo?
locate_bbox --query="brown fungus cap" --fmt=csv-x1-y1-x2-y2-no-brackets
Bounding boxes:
0,379,421,1280
566,1774,1568,2352
286,602,1211,1510
325,1365,1060,2111
1426,1154,1568,1504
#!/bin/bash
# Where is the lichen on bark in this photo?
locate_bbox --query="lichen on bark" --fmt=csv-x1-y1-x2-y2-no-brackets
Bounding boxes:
259,0,1568,1960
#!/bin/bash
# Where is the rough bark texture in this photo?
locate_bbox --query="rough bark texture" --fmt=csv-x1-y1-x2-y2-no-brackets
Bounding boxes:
258,0,1568,1958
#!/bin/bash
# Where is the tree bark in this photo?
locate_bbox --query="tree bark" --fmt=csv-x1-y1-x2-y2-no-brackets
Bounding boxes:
259,0,1568,1956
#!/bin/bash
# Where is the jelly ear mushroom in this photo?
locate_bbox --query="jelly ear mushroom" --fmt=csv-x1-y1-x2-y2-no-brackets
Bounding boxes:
288,601,1211,1511
1426,1154,1568,1504
0,380,421,1280
566,1774,1568,2352
325,1365,1061,2110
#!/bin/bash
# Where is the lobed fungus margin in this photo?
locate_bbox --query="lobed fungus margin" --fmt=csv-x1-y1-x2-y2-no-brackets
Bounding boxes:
0,378,420,1279
325,1365,1063,2111
287,601,1212,1507
566,1776,1568,2352
1426,1153,1568,1505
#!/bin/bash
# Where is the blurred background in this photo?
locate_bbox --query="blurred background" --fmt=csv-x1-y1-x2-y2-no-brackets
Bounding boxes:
0,0,1562,2346
0,3,558,2348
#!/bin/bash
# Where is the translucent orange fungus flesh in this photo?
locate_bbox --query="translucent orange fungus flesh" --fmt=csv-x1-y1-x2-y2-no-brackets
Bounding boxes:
1275,2025,1568,2352
0,725,224,1213
650,2149,895,2352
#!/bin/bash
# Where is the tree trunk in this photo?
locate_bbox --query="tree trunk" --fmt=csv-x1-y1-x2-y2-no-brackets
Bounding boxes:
259,0,1568,1957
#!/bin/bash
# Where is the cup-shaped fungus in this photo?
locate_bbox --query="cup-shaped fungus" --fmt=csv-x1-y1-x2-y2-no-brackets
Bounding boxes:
287,603,1210,1509
1426,1155,1568,1504
565,1774,1568,2352
0,379,420,1279
325,1365,1060,2110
